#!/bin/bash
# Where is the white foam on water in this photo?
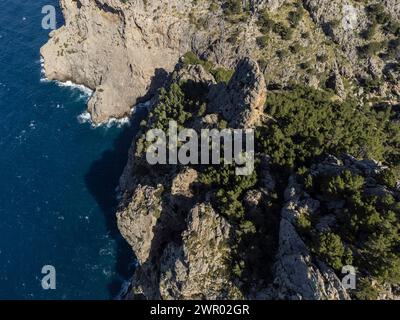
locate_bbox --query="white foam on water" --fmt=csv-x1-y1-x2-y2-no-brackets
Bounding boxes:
77,111,92,124
55,80,93,97
76,111,131,128
104,116,131,128
39,58,48,83
40,60,150,129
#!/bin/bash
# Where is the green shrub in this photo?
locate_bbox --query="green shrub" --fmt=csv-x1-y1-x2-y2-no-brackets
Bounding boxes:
273,22,293,40
183,51,202,66
182,52,234,84
288,8,304,28
354,278,379,300
358,41,387,58
376,169,398,189
256,35,269,49
315,232,348,270
211,67,234,84
361,22,378,40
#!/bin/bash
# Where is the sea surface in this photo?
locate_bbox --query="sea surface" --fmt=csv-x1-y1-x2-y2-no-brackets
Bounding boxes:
0,0,142,299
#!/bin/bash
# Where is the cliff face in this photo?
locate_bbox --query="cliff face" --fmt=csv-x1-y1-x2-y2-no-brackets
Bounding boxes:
41,0,192,123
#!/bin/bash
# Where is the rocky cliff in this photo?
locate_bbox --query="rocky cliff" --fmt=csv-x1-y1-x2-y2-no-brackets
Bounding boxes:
42,0,400,300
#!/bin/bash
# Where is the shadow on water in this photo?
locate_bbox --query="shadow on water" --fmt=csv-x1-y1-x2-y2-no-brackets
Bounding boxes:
84,107,148,298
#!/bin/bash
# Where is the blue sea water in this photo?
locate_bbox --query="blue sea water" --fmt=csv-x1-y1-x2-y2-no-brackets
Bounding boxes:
0,0,142,299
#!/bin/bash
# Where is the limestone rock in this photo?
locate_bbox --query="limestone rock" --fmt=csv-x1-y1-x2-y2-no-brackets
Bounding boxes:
209,57,267,128
304,0,367,64
175,64,216,86
171,168,198,198
159,203,242,300
116,184,164,263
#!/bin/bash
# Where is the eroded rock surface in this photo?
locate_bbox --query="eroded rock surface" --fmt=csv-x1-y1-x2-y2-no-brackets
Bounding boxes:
209,57,267,128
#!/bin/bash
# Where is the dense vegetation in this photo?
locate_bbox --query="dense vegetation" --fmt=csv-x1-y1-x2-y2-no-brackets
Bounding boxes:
301,168,400,299
257,86,400,170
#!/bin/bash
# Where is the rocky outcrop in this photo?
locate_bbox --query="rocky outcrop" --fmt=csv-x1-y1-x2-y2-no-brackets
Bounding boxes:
271,176,350,300
117,184,164,263
208,57,267,128
310,154,387,178
117,179,241,299
159,203,241,300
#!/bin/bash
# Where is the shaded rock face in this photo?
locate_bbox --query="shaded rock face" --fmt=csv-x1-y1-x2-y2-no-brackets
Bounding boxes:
209,57,267,128
326,61,346,98
115,62,248,300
